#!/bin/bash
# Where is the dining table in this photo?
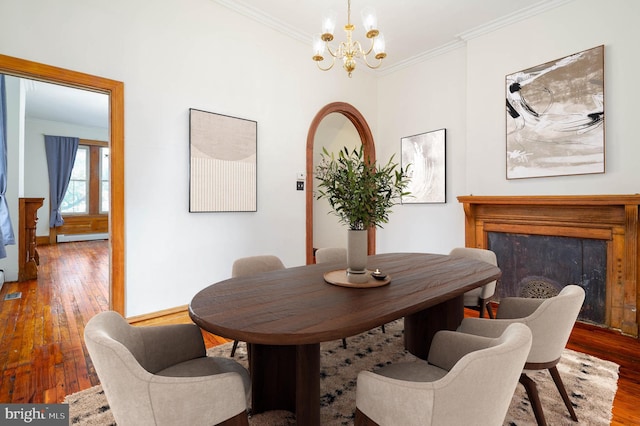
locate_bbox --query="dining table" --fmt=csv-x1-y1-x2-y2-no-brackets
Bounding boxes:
189,252,501,425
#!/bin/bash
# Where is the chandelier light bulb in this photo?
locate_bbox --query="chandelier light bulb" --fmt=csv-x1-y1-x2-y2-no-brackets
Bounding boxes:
312,34,326,61
322,9,337,39
373,33,386,59
361,7,378,37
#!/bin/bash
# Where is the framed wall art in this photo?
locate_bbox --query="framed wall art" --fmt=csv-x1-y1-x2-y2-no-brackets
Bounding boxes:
401,128,446,204
189,109,257,212
506,45,604,179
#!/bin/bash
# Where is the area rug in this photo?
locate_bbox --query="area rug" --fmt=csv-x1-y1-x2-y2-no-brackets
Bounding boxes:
65,321,619,425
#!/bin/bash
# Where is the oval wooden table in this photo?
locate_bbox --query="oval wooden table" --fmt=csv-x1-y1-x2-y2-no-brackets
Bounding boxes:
189,252,501,426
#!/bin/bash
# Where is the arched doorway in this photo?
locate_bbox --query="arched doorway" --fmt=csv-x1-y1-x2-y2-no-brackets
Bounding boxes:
305,102,376,264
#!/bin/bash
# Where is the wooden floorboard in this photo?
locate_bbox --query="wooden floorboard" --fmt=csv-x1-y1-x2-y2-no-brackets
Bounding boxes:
0,240,638,425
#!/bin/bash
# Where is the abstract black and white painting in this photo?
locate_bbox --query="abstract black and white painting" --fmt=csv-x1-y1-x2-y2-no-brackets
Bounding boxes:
189,109,257,212
401,129,446,204
506,45,604,179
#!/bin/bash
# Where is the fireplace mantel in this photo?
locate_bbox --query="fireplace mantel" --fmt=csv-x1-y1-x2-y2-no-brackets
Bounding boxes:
458,194,640,338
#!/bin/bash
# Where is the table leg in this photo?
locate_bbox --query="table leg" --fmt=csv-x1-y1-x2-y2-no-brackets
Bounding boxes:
249,343,321,425
404,295,464,359
296,344,320,425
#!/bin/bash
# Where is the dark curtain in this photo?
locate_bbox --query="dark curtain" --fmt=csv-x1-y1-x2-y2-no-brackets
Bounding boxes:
0,75,16,259
44,135,79,228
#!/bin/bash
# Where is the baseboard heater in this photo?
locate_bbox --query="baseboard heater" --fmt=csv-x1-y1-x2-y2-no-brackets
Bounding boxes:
57,233,109,243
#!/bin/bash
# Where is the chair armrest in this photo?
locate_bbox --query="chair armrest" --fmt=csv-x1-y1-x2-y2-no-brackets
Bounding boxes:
457,317,517,338
356,371,436,426
427,330,497,371
148,372,248,426
138,323,206,373
497,296,545,319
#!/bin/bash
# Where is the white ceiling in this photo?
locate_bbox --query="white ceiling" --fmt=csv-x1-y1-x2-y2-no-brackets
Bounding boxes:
23,80,109,129
19,0,571,128
213,0,571,72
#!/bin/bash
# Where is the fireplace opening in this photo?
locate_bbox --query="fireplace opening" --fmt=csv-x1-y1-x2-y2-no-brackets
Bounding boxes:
488,232,606,325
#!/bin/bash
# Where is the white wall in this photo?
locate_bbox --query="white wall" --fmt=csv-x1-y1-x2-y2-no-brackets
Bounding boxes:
465,0,640,195
0,0,377,315
376,47,468,255
376,0,640,257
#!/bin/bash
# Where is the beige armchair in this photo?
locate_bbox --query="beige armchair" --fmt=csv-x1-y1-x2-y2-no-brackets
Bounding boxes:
457,284,585,425
315,247,347,264
315,247,349,348
355,323,532,426
449,247,498,318
84,311,251,426
230,255,285,356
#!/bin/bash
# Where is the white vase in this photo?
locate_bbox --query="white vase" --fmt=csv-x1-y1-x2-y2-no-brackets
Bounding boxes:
347,229,368,274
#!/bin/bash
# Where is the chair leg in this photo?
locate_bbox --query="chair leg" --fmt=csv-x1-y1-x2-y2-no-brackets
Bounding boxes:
230,340,239,357
549,366,578,422
486,301,494,319
381,324,386,333
479,301,487,318
519,373,547,426
342,338,347,349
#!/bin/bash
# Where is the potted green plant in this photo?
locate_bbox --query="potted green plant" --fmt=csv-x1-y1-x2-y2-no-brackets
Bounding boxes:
315,145,410,273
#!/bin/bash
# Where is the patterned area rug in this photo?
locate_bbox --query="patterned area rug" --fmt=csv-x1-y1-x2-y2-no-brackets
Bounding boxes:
65,321,619,425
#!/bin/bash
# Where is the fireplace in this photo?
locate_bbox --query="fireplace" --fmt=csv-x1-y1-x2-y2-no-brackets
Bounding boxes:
458,195,640,338
487,232,606,324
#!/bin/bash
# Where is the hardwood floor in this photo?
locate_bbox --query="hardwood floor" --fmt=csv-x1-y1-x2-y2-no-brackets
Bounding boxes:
0,241,108,403
0,241,639,425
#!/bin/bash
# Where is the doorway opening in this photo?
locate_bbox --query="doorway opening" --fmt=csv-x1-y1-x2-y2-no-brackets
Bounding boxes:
305,102,376,265
0,54,125,314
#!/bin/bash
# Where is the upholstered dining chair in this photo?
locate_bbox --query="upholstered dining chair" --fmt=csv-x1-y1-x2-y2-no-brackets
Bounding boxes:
315,247,386,349
457,284,585,426
355,323,532,426
84,311,251,426
315,247,348,264
315,248,349,348
230,254,286,357
449,247,498,318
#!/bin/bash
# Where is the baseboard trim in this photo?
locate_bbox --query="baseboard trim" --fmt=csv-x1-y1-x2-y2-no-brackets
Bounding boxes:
127,305,191,326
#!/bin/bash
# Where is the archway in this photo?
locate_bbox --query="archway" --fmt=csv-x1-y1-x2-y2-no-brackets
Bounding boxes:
305,102,376,264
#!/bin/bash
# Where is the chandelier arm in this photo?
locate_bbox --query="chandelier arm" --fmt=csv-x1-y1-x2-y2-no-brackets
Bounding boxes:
316,57,336,72
325,43,340,59
361,55,384,70
351,40,365,58
361,38,375,56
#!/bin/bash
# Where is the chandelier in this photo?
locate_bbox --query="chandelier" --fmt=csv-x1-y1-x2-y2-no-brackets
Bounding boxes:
312,0,386,78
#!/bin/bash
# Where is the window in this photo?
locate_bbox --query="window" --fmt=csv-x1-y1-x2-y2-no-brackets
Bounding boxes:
61,146,88,214
100,147,110,213
61,142,109,215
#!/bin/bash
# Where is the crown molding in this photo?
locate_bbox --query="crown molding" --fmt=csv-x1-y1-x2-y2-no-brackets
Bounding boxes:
212,0,574,77
377,40,467,76
456,0,574,41
212,0,310,45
